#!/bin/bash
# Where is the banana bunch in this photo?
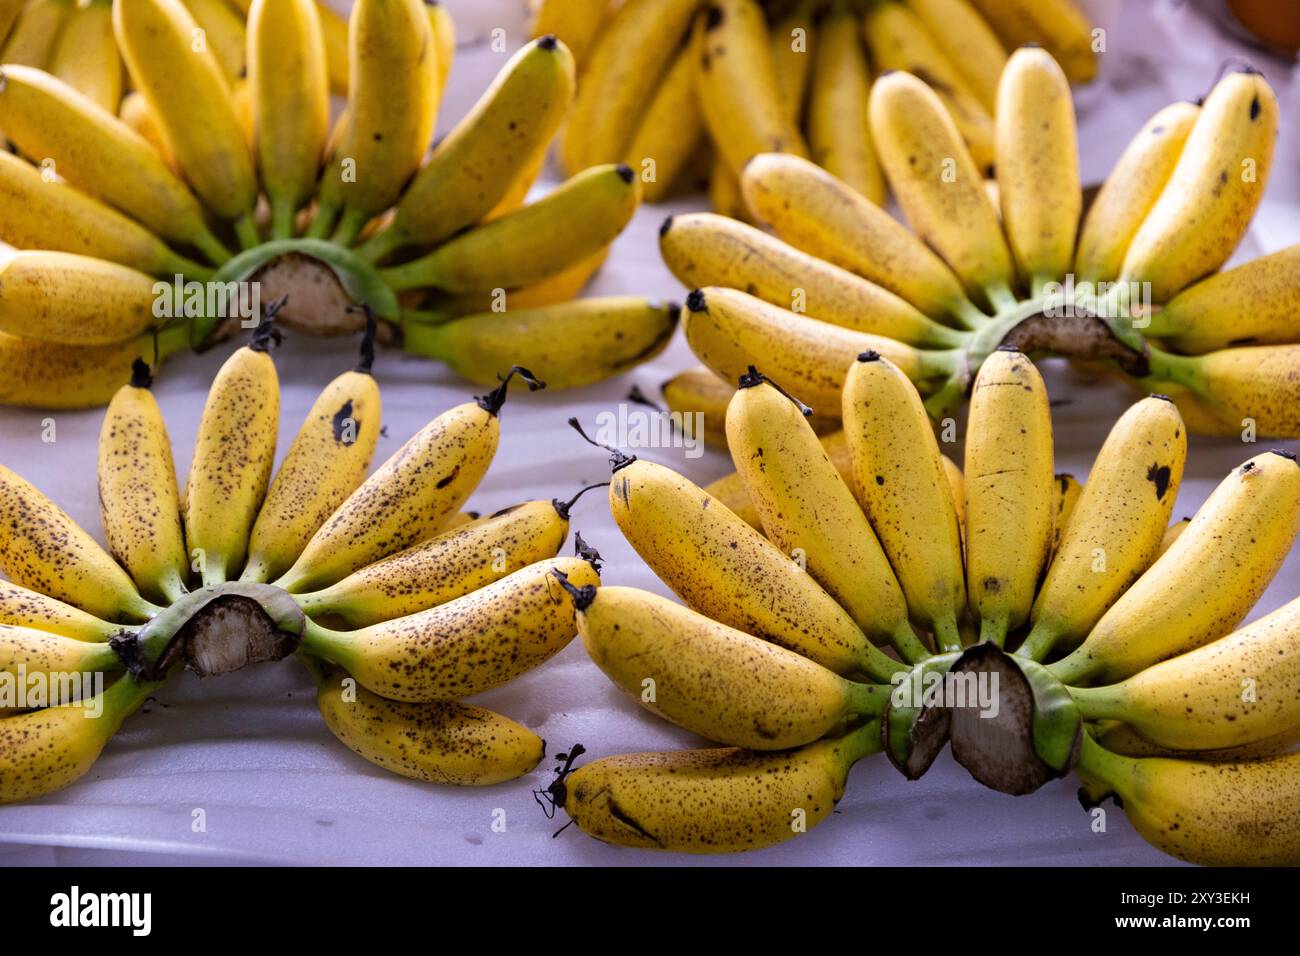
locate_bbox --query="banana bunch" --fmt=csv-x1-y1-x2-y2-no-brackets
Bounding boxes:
0,317,604,802
0,0,665,408
662,54,1300,438
551,349,1300,863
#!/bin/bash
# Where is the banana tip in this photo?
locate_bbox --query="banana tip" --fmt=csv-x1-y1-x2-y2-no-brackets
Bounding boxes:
536,33,558,50
685,289,707,313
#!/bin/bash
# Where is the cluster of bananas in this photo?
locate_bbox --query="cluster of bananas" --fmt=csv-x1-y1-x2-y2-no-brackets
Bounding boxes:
549,350,1300,864
0,0,672,409
658,52,1300,439
0,318,603,802
537,0,1095,212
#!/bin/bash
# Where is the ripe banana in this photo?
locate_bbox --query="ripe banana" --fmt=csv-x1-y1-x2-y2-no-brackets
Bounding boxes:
575,585,888,750
1052,450,1300,684
1142,244,1300,353
0,249,155,346
1050,472,1082,559
241,363,382,584
862,0,995,173
702,471,761,530
381,165,640,294
300,556,598,702
682,287,959,414
416,246,609,322
0,0,70,67
995,47,1079,296
426,0,454,93
1071,595,1300,753
0,64,229,262
48,0,120,112
1075,732,1300,866
694,0,807,179
726,376,928,661
964,349,1054,645
98,361,188,605
0,463,157,621
768,0,813,123
1016,396,1186,661
0,581,124,641
741,153,987,328
307,658,545,785
662,364,732,449
406,297,677,391
660,213,966,348
294,497,573,627
1119,67,1278,303
622,39,704,204
708,152,749,221
359,38,574,262
0,624,122,701
314,0,347,93
182,0,244,81
553,720,880,853
905,0,1006,112
842,352,966,652
275,376,528,594
529,0,609,63
1074,101,1199,284
0,325,187,408
967,0,1097,84
868,70,1016,311
806,4,883,205
117,90,175,169
247,0,330,240
113,0,258,238
558,0,699,177
1146,343,1300,438
184,327,281,586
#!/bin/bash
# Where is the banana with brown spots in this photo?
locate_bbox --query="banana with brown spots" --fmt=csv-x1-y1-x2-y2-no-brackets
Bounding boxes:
0,582,124,641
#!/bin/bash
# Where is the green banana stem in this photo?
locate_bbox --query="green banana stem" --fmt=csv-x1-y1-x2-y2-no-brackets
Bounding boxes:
890,623,932,664
1143,344,1205,392
354,223,401,264
234,213,261,251
978,614,1009,648
330,206,370,247
932,616,964,654
860,639,911,683
985,280,1019,313
400,307,455,327
1074,726,1136,788
193,229,234,268
1014,620,1058,662
269,198,298,242
1067,683,1125,721
922,371,969,420
100,672,168,729
400,318,450,360
847,682,892,719
305,199,341,240
840,718,886,768
379,255,442,292
949,295,992,331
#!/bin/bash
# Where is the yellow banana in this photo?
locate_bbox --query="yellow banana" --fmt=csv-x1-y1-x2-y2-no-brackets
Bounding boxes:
0,250,155,346
382,165,639,294
868,70,1016,310
1142,244,1300,353
967,0,1097,84
0,0,71,67
357,36,576,261
1146,343,1300,439
964,349,1054,645
862,0,995,173
481,146,547,223
294,497,574,627
0,624,122,700
0,463,157,621
241,363,382,585
184,328,281,586
741,152,987,327
995,46,1079,295
768,0,813,123
1016,396,1186,661
707,152,749,221
1052,450,1300,684
702,471,761,530
575,585,889,749
405,297,677,391
426,0,454,93
0,581,124,641
1074,101,1199,285
682,287,959,416
694,0,806,179
943,453,965,545
622,39,704,204
552,720,881,853
529,0,609,63
117,90,175,168
307,658,545,786
98,361,189,605
558,0,698,176
806,4,883,205
726,376,928,661
182,0,244,81
904,0,1005,112
314,0,347,93
113,0,258,239
247,0,330,240
842,352,966,652
48,0,120,112
300,556,598,702
1049,472,1082,559
1119,68,1278,303
660,212,966,347
0,64,230,262
662,364,733,450
0,0,24,47
416,246,609,322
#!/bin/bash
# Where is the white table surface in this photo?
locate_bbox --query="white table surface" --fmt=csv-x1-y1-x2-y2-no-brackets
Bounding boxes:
0,0,1297,865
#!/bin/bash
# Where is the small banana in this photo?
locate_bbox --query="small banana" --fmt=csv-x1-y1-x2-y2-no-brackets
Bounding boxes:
0,581,124,641
868,70,1016,311
0,0,71,67
0,624,122,700
661,364,731,450
964,349,1054,645
1016,396,1186,661
313,0,347,93
182,0,245,81
48,0,120,112
741,153,987,328
0,249,155,346
1120,67,1278,303
0,464,157,621
622,39,704,204
1049,472,1082,559
967,0,1097,84
842,352,966,652
702,470,762,530
905,0,1006,112
1052,450,1300,684
426,1,454,93
529,0,609,63
726,375,928,661
1146,343,1300,439
416,247,609,322
768,0,813,124
117,90,175,169
300,556,598,702
806,4,883,205
381,165,640,294
1074,101,1199,284
184,323,281,586
294,496,575,627
241,359,382,585
98,360,188,605
307,658,545,786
